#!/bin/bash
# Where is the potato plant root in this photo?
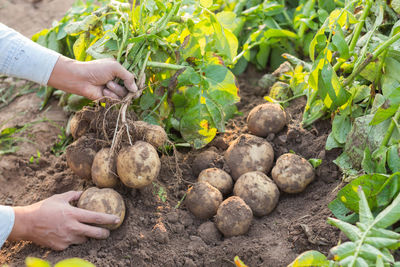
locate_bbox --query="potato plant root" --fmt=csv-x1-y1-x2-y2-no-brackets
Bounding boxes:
1,62,342,266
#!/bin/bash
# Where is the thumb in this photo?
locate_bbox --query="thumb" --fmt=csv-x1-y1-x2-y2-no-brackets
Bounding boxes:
111,63,138,93
58,191,83,202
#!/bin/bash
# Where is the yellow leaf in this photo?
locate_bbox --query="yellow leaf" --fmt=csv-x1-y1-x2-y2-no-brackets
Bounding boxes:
25,257,51,267
200,0,213,8
54,258,95,267
234,256,248,267
73,33,89,61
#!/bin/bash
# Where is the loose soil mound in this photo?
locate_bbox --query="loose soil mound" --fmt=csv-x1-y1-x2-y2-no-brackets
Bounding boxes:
0,3,342,266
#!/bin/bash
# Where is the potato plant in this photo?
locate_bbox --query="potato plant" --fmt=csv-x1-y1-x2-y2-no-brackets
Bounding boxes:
33,0,241,148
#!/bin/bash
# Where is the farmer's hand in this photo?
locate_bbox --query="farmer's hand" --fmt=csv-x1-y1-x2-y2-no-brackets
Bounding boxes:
48,56,138,100
8,191,120,250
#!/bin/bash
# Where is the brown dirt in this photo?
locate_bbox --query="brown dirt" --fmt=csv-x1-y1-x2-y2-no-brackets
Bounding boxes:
0,3,342,267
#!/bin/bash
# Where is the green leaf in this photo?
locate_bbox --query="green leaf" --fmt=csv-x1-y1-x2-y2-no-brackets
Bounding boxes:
54,258,95,267
287,250,330,267
361,147,375,174
139,92,157,110
358,187,374,224
364,237,400,250
332,112,351,144
328,199,359,223
330,242,356,260
374,190,400,228
332,23,349,59
371,105,399,125
360,243,393,263
327,217,362,242
200,0,213,8
388,145,400,172
325,132,342,150
308,158,322,168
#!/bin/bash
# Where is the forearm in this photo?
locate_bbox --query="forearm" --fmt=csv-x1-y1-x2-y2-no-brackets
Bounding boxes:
0,205,15,248
0,23,59,85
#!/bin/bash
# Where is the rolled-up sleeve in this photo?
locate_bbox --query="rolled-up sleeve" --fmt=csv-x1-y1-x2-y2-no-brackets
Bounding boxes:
0,205,15,248
0,23,60,85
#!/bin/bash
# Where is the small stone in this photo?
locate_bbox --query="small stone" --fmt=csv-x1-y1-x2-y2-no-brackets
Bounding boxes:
166,211,179,223
198,221,221,245
266,133,275,142
152,222,169,244
179,211,194,227
189,235,202,242
277,134,287,144
5,197,13,206
183,258,196,267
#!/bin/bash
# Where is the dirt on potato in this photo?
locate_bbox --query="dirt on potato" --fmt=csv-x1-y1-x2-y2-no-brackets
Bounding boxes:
1,5,342,266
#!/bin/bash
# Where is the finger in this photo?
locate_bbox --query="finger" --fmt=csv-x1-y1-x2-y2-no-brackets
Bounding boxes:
71,235,87,245
86,86,104,101
106,81,128,98
72,207,120,225
110,63,138,93
77,223,110,239
58,191,83,202
103,88,121,100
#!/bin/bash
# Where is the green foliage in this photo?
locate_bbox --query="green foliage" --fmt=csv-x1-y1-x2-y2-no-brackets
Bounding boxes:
51,127,73,156
33,0,240,148
223,0,344,72
289,188,400,267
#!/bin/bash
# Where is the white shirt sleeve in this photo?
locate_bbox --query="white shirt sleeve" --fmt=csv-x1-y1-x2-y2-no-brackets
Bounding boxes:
0,23,60,85
0,205,15,248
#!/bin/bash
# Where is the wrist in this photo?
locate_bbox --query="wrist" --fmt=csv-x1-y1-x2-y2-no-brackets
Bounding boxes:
8,206,32,241
48,56,86,95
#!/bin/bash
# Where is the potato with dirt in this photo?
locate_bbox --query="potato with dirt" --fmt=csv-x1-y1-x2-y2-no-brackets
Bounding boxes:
68,108,92,140
192,149,223,176
271,153,315,193
91,147,119,188
215,196,253,237
131,121,168,148
116,141,161,189
224,134,274,180
77,187,125,230
66,135,98,179
247,103,287,137
185,182,223,219
233,171,279,217
198,168,233,195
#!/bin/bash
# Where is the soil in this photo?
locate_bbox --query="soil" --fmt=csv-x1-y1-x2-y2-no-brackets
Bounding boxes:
0,2,342,266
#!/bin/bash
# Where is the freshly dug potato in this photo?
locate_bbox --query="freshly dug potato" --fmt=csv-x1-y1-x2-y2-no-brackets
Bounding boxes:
247,103,287,137
198,168,233,195
66,135,97,179
192,149,223,176
224,134,274,180
233,171,279,217
215,196,253,237
271,153,315,193
91,148,118,188
185,182,223,219
132,121,167,148
77,187,125,230
69,112,90,140
116,141,161,189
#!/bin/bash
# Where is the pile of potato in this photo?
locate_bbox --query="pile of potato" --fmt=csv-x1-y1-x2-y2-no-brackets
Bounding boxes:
185,103,316,237
65,109,167,230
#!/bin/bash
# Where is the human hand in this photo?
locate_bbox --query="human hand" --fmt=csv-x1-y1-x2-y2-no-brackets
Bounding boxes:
48,56,138,100
8,191,120,250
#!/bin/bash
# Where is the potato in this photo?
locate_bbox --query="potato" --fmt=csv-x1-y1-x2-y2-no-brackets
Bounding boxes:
185,182,223,219
198,168,233,195
233,171,279,217
192,149,222,177
224,134,274,180
77,187,125,230
116,141,161,189
271,153,315,193
66,136,97,179
69,112,90,140
247,103,286,137
215,196,252,237
91,148,118,188
132,121,167,148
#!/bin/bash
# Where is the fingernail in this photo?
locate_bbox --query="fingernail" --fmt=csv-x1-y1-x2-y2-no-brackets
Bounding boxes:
114,217,120,224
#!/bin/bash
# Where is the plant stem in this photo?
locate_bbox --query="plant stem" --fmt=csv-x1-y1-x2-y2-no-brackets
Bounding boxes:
147,61,186,70
302,107,326,128
343,31,400,87
117,21,129,63
380,105,400,149
348,0,372,54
